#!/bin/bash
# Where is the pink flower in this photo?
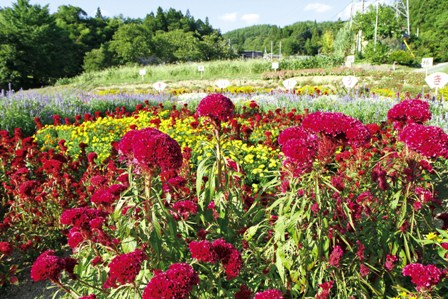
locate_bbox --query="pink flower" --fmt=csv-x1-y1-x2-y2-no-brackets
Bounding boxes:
302,112,371,147
360,264,370,277
387,99,431,129
329,245,343,267
143,263,199,299
171,200,198,221
384,254,398,271
189,241,218,263
103,249,146,288
402,263,443,291
254,289,283,299
399,123,448,159
197,93,235,123
79,295,96,299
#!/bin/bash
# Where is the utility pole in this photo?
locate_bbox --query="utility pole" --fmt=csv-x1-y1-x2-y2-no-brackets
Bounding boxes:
394,0,411,35
349,0,355,29
358,0,365,54
374,0,379,49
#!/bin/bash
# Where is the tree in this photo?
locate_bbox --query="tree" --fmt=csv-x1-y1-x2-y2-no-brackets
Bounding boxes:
0,0,75,89
109,23,152,64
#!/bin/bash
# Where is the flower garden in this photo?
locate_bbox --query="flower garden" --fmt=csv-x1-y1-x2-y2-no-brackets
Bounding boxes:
1,90,448,299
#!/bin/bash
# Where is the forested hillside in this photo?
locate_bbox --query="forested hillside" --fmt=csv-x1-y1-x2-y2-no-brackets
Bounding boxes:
0,0,233,89
224,21,345,56
225,1,448,63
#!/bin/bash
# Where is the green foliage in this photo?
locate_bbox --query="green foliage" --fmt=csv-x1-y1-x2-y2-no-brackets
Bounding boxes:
388,50,416,66
0,0,75,89
363,42,389,64
109,23,152,64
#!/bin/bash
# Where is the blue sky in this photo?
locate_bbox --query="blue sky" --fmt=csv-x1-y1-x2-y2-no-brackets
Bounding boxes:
2,0,391,33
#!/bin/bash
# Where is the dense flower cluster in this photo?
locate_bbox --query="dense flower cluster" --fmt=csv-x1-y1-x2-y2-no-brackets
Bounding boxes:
302,112,371,147
142,263,199,299
278,126,318,176
118,128,183,173
387,99,431,129
329,245,343,267
103,249,146,288
253,289,283,299
0,242,13,256
316,281,334,299
188,238,242,280
399,123,448,159
170,200,198,221
60,207,111,249
402,263,443,291
234,284,253,299
60,207,108,230
30,250,77,282
197,93,235,123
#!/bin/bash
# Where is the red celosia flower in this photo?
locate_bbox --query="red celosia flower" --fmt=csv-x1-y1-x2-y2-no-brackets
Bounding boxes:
142,263,199,299
118,128,183,173
19,180,39,198
79,295,96,299
387,99,431,129
329,245,343,267
234,284,253,299
402,263,443,291
60,207,108,230
278,126,313,146
171,200,198,221
67,227,84,249
91,188,118,206
316,281,334,299
212,239,242,280
197,93,235,123
253,289,283,299
399,123,448,159
189,240,218,263
30,250,74,282
103,249,146,288
384,254,398,271
302,112,371,147
0,241,13,256
360,263,370,277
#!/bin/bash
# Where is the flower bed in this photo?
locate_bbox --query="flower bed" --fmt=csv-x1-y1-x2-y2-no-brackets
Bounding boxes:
0,94,448,298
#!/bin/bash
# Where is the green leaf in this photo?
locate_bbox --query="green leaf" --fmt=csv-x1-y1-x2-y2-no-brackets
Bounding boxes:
244,225,259,241
121,236,137,253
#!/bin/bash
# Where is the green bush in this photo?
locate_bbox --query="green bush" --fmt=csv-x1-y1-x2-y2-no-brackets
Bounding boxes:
388,50,416,66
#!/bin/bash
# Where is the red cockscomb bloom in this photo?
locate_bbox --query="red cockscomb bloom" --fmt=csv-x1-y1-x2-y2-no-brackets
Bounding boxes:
142,263,199,299
197,93,235,123
212,239,242,280
0,241,13,256
31,250,76,282
60,207,108,230
234,284,253,299
118,128,183,173
103,249,146,289
253,289,283,299
316,281,334,299
402,263,443,291
399,123,448,159
189,240,218,263
302,112,371,147
387,99,431,129
171,200,198,221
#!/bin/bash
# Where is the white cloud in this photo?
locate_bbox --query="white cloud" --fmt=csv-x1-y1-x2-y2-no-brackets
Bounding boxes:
305,3,332,13
336,0,389,20
219,12,238,22
241,13,260,24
